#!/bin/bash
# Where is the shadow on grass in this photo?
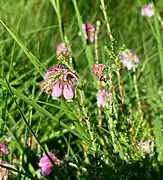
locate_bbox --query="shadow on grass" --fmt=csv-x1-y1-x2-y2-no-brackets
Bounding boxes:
22,133,163,180
84,154,163,180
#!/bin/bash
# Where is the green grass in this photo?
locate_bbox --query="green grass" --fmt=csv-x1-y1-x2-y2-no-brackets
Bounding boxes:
0,0,163,179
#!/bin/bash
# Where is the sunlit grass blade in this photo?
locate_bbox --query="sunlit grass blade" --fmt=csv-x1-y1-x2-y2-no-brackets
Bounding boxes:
153,9,163,83
72,0,93,67
50,0,64,41
0,19,44,77
0,78,90,144
153,117,163,163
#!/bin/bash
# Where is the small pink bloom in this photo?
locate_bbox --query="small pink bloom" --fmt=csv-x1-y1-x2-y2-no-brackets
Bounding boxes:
91,64,105,79
82,24,96,44
141,3,154,17
0,143,10,155
97,89,109,107
56,43,70,58
39,152,61,176
120,49,139,70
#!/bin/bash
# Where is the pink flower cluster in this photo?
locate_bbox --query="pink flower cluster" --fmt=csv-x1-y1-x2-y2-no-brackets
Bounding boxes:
40,65,79,101
39,152,61,176
141,3,154,17
91,64,109,107
120,49,139,70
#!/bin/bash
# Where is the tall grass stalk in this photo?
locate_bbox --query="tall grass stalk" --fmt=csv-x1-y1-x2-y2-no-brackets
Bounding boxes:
50,0,64,41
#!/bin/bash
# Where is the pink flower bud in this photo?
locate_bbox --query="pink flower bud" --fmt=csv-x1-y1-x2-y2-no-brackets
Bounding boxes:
141,3,154,18
97,89,109,107
91,64,105,80
0,143,10,156
82,24,96,44
56,43,70,58
39,152,61,176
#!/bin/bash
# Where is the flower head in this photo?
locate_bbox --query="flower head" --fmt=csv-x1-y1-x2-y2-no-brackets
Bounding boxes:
91,64,105,80
39,152,61,176
141,3,154,17
40,65,79,101
0,161,10,180
97,89,109,107
56,43,70,58
138,140,153,153
0,143,10,156
82,24,96,44
120,49,139,70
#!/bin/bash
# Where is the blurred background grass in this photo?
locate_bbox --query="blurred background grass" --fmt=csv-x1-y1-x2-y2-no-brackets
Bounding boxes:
0,0,163,179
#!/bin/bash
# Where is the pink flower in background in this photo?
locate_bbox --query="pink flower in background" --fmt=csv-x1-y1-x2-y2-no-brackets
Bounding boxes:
0,143,10,156
82,24,96,44
141,3,154,17
56,43,70,58
91,64,105,80
120,49,139,70
0,161,10,179
97,89,109,107
39,152,61,176
40,65,79,101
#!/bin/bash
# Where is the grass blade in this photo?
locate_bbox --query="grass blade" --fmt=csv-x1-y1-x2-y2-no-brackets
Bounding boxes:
0,19,44,77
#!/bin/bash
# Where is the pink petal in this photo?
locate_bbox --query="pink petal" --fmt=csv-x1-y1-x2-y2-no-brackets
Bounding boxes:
41,166,53,176
82,24,87,38
0,143,10,155
63,85,74,101
51,82,62,99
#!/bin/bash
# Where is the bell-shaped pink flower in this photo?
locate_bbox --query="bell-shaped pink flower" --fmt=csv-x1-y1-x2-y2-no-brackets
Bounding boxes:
63,85,74,101
141,3,154,17
52,82,63,99
120,49,139,70
39,152,61,176
97,89,109,107
82,24,96,44
41,65,79,101
0,143,10,156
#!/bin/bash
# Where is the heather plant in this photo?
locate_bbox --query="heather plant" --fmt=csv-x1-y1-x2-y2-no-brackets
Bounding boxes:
0,0,163,179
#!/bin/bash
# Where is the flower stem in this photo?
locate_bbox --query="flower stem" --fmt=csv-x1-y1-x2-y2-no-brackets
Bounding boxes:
133,69,143,137
79,89,96,152
100,0,113,40
115,55,125,104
